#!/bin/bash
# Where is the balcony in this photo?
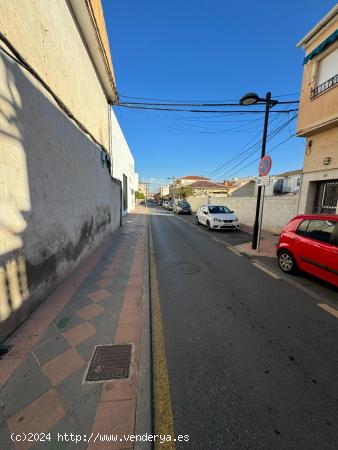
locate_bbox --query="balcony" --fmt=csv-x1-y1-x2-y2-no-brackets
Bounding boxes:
311,73,338,99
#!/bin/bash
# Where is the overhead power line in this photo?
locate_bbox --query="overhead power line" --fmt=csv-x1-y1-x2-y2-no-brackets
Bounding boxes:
119,93,301,102
115,104,298,114
223,133,296,181
0,32,109,154
119,94,240,102
213,114,297,181
117,100,299,107
204,115,283,177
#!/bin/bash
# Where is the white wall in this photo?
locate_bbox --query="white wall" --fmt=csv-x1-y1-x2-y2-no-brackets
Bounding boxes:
110,109,137,214
187,194,299,233
253,176,301,196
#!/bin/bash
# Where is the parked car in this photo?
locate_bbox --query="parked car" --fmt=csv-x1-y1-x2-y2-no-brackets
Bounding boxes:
173,200,191,215
167,200,174,211
196,205,240,230
158,200,163,206
162,201,169,208
276,214,338,287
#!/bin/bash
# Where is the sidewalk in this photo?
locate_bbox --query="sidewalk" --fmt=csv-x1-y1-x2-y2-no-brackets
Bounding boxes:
0,207,150,449
234,223,280,258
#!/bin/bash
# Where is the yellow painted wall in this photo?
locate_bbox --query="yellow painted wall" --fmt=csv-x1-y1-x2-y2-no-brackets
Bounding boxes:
0,0,109,148
297,19,338,136
303,127,338,173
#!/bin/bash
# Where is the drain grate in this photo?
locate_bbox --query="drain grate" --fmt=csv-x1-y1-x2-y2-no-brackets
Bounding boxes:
85,344,132,382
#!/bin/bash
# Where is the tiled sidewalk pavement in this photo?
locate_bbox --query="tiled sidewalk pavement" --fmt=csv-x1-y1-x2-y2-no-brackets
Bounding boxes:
0,208,148,450
234,223,279,258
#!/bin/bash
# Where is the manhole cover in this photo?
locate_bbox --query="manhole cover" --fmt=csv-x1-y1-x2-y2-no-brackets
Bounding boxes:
85,344,132,382
178,263,200,274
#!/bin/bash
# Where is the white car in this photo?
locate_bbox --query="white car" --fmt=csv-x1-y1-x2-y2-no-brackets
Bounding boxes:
196,205,240,230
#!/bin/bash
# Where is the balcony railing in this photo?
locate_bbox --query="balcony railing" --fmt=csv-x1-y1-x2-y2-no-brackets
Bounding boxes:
311,74,338,99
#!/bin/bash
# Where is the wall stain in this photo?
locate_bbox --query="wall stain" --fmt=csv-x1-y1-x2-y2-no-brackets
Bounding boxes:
26,207,111,291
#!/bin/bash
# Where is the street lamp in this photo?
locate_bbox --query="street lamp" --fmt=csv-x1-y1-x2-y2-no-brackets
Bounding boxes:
168,176,176,200
239,92,260,106
239,92,278,250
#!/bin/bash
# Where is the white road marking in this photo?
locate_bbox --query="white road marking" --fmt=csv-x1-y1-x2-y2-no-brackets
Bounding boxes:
213,239,227,245
252,262,280,279
318,303,338,319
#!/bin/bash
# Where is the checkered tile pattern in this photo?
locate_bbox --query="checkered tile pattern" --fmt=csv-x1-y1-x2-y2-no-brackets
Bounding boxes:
0,210,147,449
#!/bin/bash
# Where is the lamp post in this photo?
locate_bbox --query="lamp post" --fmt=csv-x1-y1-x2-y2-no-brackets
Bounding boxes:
239,92,278,250
168,176,176,200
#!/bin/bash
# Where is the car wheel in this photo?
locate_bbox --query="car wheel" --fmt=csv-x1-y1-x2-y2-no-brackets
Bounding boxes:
278,250,297,274
196,216,200,225
206,220,212,231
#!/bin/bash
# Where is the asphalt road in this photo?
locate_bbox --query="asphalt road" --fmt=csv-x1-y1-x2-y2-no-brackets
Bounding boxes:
149,205,338,450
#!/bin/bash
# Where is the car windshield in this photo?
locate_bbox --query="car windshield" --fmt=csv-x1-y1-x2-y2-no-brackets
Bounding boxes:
208,206,231,214
178,201,189,206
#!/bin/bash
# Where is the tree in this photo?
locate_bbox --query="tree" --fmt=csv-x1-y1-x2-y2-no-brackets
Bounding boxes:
135,191,145,200
177,187,192,199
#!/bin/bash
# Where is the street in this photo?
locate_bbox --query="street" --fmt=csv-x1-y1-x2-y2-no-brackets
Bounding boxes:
149,204,338,449
1,3,338,449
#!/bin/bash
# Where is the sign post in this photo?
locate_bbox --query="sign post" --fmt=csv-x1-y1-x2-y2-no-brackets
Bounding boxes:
256,155,272,251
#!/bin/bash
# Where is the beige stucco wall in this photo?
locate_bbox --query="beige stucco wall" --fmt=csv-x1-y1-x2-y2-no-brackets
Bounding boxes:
0,0,109,148
187,195,299,233
297,169,338,214
297,18,338,136
303,126,338,173
0,1,121,342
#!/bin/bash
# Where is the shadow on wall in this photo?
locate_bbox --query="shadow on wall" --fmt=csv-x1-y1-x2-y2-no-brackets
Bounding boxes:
0,52,120,343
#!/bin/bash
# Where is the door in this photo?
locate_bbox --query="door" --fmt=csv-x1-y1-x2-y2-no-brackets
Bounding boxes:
199,207,207,225
123,174,128,212
314,180,338,214
296,219,337,285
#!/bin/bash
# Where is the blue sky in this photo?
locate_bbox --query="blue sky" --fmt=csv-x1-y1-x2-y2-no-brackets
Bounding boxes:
102,0,336,188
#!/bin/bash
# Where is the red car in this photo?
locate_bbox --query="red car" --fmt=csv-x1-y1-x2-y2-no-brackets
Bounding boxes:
276,214,338,287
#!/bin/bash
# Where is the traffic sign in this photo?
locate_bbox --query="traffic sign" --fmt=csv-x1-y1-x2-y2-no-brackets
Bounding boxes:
256,176,270,186
258,155,272,176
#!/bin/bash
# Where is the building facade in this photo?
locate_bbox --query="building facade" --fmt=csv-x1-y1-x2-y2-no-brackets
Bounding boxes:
160,185,170,197
296,5,338,215
110,111,138,214
138,182,148,197
0,1,124,341
176,175,210,187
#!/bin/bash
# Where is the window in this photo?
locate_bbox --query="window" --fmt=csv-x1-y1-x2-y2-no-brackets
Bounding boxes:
208,206,231,214
306,220,335,244
296,220,310,237
316,47,338,87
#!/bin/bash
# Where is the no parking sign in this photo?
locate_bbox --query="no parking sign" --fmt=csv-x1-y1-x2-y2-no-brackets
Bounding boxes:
258,155,272,176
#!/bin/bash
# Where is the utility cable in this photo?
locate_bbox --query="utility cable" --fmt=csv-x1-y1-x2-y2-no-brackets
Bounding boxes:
0,32,109,154
114,104,298,114
204,115,285,178
213,114,297,181
118,100,299,107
